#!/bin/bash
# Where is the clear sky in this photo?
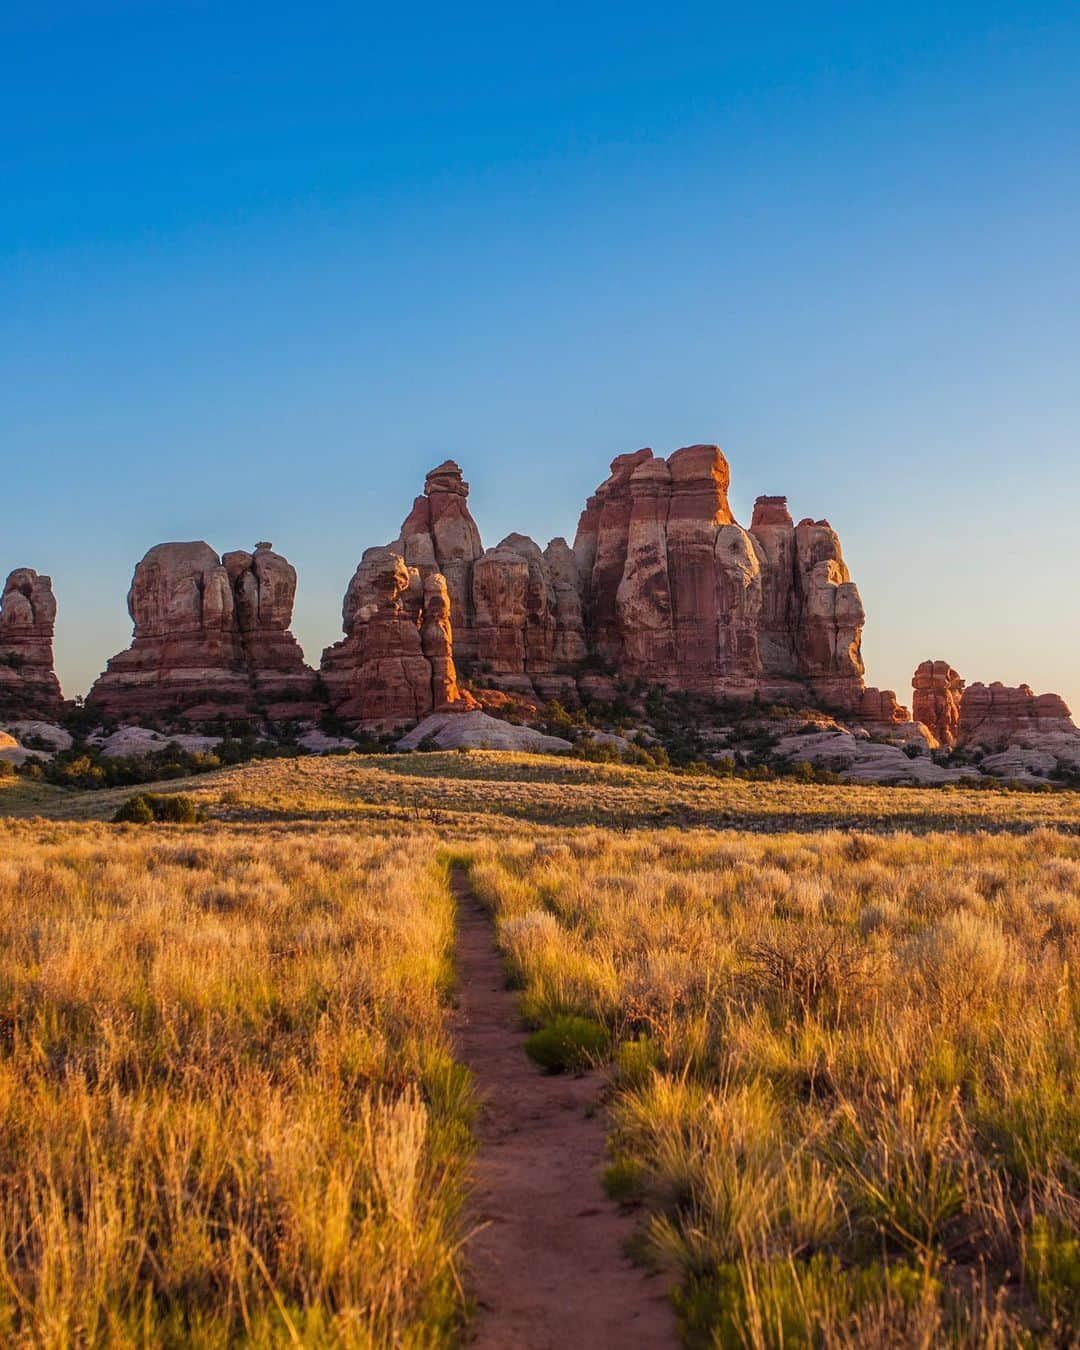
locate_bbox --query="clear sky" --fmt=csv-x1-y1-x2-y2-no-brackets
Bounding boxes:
4,1,1079,711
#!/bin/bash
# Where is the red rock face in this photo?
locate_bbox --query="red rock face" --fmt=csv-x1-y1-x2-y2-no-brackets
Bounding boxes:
749,496,797,675
587,449,661,661
87,541,320,723
618,457,675,671
222,544,323,720
569,451,867,706
957,681,1076,747
356,448,871,713
388,463,586,696
912,660,965,748
0,568,65,718
320,547,474,728
392,461,485,662
789,520,865,707
855,687,912,731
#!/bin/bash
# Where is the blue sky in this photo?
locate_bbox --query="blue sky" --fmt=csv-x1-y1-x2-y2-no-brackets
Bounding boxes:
3,1,1079,710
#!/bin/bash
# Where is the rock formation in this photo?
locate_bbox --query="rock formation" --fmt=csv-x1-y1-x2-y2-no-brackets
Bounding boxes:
0,569,65,718
393,461,485,663
569,449,866,706
88,541,320,723
222,544,322,718
83,446,918,733
320,546,474,728
388,461,586,701
322,446,875,724
957,681,1076,748
397,709,572,753
912,660,965,748
853,687,918,737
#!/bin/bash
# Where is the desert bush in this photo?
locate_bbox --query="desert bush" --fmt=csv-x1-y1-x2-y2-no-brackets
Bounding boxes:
524,1014,609,1073
112,792,155,823
113,791,203,824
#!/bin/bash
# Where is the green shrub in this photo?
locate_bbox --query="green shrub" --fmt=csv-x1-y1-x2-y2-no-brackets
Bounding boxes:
1026,1216,1080,1324
112,795,155,824
148,794,200,823
112,793,201,825
615,1034,660,1088
524,1015,608,1073
602,1156,646,1204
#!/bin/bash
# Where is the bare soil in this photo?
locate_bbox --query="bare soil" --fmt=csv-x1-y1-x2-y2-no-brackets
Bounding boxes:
451,867,677,1350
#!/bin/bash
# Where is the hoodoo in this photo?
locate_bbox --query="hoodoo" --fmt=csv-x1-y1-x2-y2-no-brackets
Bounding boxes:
309,445,901,727
912,660,965,748
570,447,868,706
0,568,65,718
87,541,319,722
77,446,971,733
320,546,474,727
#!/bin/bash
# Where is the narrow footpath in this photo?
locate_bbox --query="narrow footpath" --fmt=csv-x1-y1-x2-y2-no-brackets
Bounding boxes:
450,866,677,1350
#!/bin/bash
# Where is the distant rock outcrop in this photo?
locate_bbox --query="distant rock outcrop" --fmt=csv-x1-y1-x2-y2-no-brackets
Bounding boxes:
87,541,320,723
853,687,925,741
322,447,875,726
393,461,485,663
386,460,587,702
570,449,866,706
222,544,323,718
83,448,1051,748
320,546,475,728
912,660,965,749
899,665,1080,783
957,682,1076,747
0,569,65,718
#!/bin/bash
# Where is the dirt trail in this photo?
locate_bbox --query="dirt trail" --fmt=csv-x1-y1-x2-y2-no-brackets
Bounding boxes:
451,866,677,1350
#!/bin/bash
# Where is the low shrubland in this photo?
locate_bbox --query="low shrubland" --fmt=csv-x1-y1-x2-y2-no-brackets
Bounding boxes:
465,827,1080,1344
31,735,299,790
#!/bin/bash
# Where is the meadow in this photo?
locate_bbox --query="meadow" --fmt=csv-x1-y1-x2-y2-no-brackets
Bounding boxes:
0,823,470,1346
468,827,1080,1345
1,751,1078,1346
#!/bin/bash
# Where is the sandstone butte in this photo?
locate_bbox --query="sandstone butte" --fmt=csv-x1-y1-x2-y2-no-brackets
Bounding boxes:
912,660,965,749
310,448,923,729
7,443,1075,739
911,661,1078,751
86,541,322,723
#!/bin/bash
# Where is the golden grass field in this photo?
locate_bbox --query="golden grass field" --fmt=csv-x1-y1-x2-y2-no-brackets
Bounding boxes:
1,750,1078,1346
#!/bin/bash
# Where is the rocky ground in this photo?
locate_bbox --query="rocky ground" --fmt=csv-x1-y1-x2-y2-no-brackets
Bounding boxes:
4,679,1079,792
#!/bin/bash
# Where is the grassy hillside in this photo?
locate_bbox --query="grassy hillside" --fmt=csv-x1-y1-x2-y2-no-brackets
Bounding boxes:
5,749,1079,833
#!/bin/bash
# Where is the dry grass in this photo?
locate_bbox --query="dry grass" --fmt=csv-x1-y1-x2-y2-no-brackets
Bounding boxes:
6,751,1080,834
2,752,1079,1345
0,820,471,1347
465,827,1080,1345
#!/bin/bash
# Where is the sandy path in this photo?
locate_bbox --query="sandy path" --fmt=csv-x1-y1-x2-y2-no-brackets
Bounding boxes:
451,867,677,1350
